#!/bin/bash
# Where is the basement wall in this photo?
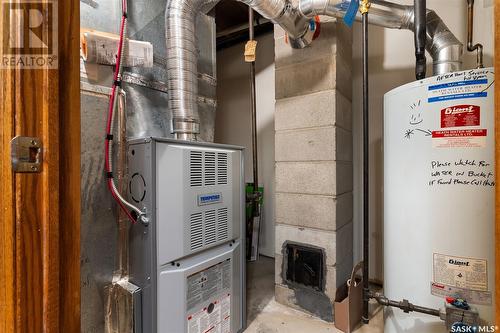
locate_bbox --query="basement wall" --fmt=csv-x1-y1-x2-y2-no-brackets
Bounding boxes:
216,33,276,258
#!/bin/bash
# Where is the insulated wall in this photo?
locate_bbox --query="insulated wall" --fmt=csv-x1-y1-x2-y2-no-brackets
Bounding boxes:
79,2,218,331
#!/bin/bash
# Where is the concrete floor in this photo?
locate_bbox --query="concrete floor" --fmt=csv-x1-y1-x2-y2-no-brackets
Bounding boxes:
245,256,384,333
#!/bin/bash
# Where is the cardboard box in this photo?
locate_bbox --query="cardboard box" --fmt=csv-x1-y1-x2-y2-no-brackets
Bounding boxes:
334,262,364,333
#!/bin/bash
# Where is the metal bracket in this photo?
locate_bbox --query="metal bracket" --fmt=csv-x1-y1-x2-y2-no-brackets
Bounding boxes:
11,136,43,173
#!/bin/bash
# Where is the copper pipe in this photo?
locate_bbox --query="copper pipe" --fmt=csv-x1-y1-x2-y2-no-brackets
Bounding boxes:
116,90,129,277
466,0,484,68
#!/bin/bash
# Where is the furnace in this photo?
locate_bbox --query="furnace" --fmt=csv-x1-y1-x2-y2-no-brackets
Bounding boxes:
127,138,245,333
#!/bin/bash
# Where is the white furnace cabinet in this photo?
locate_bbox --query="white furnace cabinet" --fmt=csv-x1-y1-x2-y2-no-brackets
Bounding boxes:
384,68,495,333
128,138,245,333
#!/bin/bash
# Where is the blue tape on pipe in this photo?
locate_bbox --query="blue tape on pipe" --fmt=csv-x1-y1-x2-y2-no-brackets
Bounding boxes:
334,0,359,27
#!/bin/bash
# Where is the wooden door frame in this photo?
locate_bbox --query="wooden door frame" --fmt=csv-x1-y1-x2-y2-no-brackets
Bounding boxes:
0,0,80,332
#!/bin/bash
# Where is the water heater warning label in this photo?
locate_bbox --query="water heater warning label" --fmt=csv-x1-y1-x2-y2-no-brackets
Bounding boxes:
431,283,492,305
433,253,488,292
432,129,487,148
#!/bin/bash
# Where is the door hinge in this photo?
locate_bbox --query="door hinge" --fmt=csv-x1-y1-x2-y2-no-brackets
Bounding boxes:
11,136,43,173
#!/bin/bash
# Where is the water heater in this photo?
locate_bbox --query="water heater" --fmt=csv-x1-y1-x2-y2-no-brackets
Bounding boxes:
384,68,495,332
127,138,245,333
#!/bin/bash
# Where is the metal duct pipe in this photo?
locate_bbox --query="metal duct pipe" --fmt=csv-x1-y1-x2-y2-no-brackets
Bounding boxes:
299,0,463,75
165,0,313,140
164,0,217,141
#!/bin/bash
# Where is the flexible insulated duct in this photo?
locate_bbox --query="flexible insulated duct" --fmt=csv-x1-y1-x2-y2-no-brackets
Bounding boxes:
164,0,219,140
299,0,463,75
165,0,313,139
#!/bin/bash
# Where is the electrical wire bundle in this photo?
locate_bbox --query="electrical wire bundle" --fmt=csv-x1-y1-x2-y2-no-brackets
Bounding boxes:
104,0,145,224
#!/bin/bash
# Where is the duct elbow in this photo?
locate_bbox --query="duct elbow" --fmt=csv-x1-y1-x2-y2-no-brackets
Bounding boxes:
424,9,463,74
299,0,343,18
239,0,314,49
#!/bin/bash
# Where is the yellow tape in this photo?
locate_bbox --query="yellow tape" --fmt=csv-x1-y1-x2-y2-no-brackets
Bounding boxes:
244,40,258,63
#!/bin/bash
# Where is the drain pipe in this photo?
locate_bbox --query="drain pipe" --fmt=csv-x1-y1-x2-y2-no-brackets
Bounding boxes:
248,8,261,221
299,0,463,75
165,0,314,140
355,0,443,325
360,0,370,324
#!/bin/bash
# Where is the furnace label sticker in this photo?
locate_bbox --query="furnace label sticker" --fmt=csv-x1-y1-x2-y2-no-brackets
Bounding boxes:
428,79,489,103
186,259,232,333
432,129,487,148
430,283,492,305
187,293,231,333
440,105,480,128
433,253,488,292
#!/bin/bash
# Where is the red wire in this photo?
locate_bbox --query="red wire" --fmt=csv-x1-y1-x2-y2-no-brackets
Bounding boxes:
104,5,137,224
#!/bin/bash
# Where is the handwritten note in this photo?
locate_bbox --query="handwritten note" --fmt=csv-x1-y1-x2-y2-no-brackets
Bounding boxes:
428,159,495,187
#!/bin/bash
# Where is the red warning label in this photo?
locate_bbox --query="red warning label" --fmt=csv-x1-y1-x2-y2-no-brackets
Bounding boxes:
440,105,480,128
432,129,487,148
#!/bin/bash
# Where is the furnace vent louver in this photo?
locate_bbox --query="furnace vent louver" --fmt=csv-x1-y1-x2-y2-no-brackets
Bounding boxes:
190,150,229,188
190,208,230,251
190,151,203,187
205,210,217,245
217,153,228,185
190,212,204,250
188,149,231,252
217,208,229,241
204,152,216,186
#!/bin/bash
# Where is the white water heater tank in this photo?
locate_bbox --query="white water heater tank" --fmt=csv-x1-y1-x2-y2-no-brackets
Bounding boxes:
384,68,495,333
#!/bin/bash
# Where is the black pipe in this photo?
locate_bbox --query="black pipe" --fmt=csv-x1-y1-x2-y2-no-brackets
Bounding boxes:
370,292,441,317
362,8,370,325
414,0,427,80
249,8,260,218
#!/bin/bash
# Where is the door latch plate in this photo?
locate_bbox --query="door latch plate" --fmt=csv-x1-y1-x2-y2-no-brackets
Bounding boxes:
11,136,43,173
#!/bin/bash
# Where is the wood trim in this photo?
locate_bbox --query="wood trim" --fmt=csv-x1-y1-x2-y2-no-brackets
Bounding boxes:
58,0,81,330
0,31,15,333
0,0,80,331
495,0,500,326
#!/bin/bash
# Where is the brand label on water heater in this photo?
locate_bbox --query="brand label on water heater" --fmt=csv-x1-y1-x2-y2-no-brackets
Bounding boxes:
433,253,488,292
441,105,480,128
